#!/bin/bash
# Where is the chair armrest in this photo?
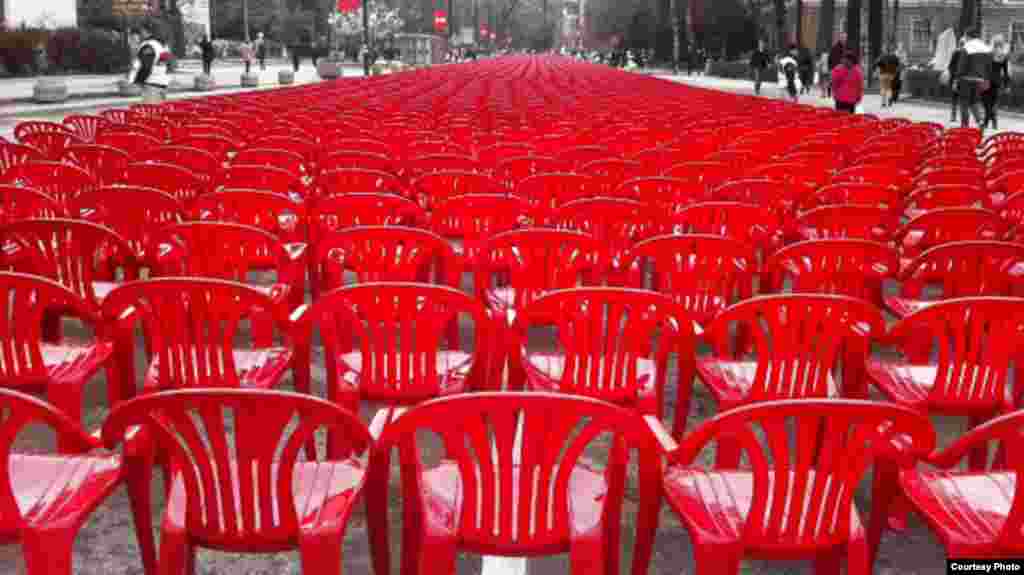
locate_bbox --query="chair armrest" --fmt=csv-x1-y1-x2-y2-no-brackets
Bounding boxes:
644,415,679,455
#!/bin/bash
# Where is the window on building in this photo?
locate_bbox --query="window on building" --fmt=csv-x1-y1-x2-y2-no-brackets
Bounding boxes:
911,18,932,52
1012,22,1024,52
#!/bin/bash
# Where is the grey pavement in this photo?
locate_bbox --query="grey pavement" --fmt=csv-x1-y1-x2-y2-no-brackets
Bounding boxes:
657,72,1024,134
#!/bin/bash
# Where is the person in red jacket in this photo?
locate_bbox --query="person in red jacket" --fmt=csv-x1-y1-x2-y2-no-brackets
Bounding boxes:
831,50,864,113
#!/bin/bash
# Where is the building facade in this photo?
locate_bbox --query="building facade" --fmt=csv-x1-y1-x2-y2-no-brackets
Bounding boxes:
4,0,78,27
791,0,1024,60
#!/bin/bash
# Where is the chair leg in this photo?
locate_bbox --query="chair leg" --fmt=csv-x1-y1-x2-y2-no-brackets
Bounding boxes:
125,458,158,575
968,415,988,470
692,542,741,575
299,531,343,575
846,530,872,575
46,384,82,454
367,450,392,575
158,527,195,575
569,534,607,575
21,529,75,575
812,546,841,575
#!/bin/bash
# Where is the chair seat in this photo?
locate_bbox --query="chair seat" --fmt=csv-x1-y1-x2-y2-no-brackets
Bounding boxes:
144,347,293,391
0,453,121,539
883,295,934,319
696,358,840,405
866,360,1011,412
524,352,658,403
165,458,366,549
40,340,114,385
664,467,863,549
335,350,472,401
899,469,1015,553
421,460,607,550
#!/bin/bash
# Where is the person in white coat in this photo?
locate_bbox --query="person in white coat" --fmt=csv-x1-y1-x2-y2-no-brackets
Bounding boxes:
133,29,170,98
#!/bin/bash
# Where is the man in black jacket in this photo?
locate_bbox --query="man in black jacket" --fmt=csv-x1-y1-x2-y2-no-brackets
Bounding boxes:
750,39,770,95
957,28,993,128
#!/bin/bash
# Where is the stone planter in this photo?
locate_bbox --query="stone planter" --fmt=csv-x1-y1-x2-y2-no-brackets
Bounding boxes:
240,72,260,87
194,74,216,91
278,69,294,85
33,77,68,103
118,79,142,97
317,61,341,80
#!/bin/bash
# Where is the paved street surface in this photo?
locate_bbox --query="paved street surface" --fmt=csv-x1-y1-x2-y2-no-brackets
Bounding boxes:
658,71,1024,134
0,64,963,575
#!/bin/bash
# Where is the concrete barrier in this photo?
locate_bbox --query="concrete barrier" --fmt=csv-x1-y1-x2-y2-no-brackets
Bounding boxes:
194,74,216,91
33,77,68,103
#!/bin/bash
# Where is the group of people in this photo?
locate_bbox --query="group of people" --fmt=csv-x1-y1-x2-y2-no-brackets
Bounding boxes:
945,27,1010,130
751,33,871,114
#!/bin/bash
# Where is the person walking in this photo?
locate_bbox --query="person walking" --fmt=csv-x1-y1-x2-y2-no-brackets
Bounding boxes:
947,37,966,123
778,47,801,103
240,39,254,75
832,50,864,113
798,45,815,95
133,28,170,100
256,32,267,71
983,34,1010,130
199,35,214,76
893,42,908,102
876,45,900,107
818,52,831,97
957,27,993,129
750,39,771,96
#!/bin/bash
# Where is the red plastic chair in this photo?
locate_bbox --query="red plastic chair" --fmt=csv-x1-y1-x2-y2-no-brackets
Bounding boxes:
314,225,460,294
193,188,307,243
431,194,525,268
0,272,121,432
95,129,162,158
515,172,597,225
663,161,733,196
215,164,303,200
0,143,44,174
310,282,491,452
622,234,757,330
136,145,220,181
494,155,571,191
98,109,130,125
369,392,663,575
319,151,398,177
890,407,1024,562
17,129,82,161
896,207,1006,257
699,294,886,465
556,197,663,284
62,114,111,143
516,287,697,436
151,221,306,309
173,134,238,161
318,168,411,198
122,161,207,205
655,399,934,575
904,184,987,218
0,387,156,575
311,192,426,238
406,154,481,180
476,142,536,171
581,158,645,195
102,388,370,575
0,161,96,207
412,170,500,209
0,184,62,224
323,138,394,158
61,144,131,186
795,204,899,242
558,145,613,171
768,238,898,304
832,165,912,194
812,182,904,216
615,176,705,215
101,277,304,397
675,201,781,252
232,147,308,179
14,121,70,142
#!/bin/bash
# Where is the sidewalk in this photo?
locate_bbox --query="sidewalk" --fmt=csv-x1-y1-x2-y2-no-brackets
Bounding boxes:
656,72,1024,134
